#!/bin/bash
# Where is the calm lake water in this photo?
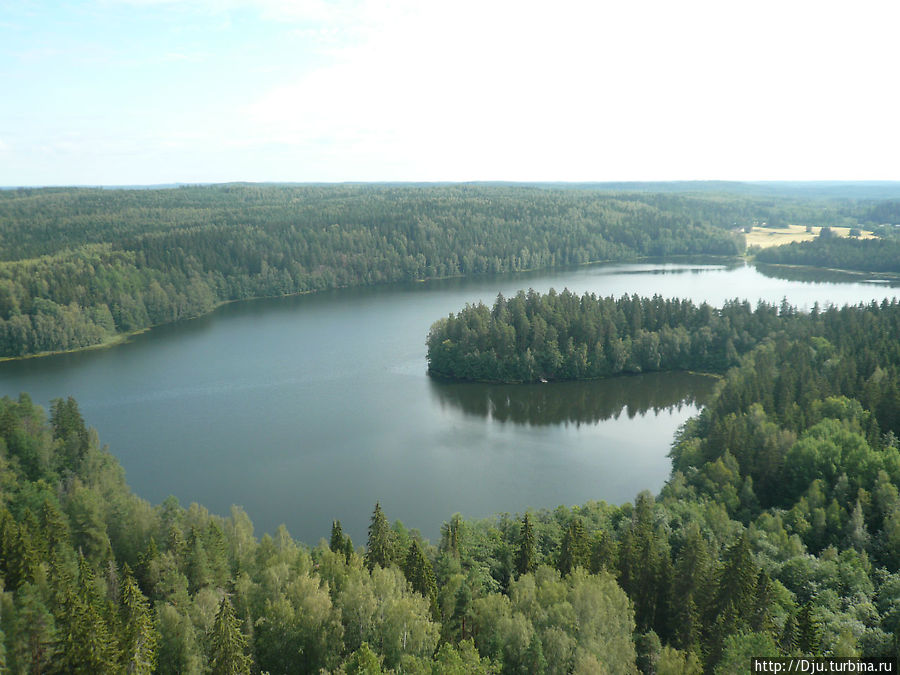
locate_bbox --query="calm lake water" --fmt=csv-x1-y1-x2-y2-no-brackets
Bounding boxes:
1,260,898,544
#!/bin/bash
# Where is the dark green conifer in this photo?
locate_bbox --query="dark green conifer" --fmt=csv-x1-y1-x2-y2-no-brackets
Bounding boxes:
672,522,710,651
403,539,438,616
557,517,588,576
209,596,252,675
185,526,211,593
40,498,70,551
330,519,345,553
589,529,618,574
514,513,537,576
365,502,393,571
706,530,758,665
750,570,776,636
442,513,463,558
120,564,158,675
343,534,355,562
619,492,661,632
57,554,120,674
450,581,472,641
780,611,798,654
796,602,821,655
204,521,230,587
11,582,57,674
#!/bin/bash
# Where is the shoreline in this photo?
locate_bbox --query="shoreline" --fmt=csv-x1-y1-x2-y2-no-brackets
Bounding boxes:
0,254,741,363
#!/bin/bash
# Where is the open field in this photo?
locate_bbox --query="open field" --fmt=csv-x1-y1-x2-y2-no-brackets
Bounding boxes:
744,224,876,249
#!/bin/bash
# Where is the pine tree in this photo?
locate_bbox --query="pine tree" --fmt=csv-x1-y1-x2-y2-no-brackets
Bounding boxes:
450,581,472,641
136,536,159,593
514,513,537,576
365,502,393,571
620,492,661,632
589,529,618,574
780,611,798,654
750,570,776,636
208,597,252,675
330,519,345,553
343,534,355,562
442,513,463,558
204,521,230,588
185,526,211,593
57,554,120,674
12,582,57,675
557,517,588,576
40,498,70,552
166,523,185,564
796,602,821,655
403,540,438,616
120,564,158,675
672,522,710,651
706,530,758,665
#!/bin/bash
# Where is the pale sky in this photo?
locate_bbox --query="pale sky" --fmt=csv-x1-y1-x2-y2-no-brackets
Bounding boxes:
1,0,899,185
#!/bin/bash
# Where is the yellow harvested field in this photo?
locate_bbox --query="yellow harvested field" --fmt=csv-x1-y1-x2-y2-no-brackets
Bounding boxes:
744,224,876,249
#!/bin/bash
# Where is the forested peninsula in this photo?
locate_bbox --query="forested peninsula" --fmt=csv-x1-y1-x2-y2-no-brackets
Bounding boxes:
0,184,749,359
427,291,773,382
756,237,900,275
3,296,900,672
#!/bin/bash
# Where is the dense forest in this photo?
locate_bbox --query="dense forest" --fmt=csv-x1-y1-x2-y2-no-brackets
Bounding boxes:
427,290,798,382
5,182,900,360
756,236,900,275
3,297,900,672
0,184,750,358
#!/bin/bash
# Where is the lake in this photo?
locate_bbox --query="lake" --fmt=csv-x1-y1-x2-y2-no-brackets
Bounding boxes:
1,259,898,544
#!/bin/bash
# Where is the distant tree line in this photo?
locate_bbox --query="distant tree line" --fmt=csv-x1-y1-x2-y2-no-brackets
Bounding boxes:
0,184,750,358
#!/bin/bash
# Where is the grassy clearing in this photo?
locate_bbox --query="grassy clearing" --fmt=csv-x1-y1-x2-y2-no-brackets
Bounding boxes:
744,224,876,249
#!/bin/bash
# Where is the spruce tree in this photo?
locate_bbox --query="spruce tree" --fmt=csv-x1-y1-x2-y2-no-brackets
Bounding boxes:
403,540,438,616
208,597,252,675
343,534,355,562
557,517,588,576
589,529,618,574
620,492,661,632
365,502,393,571
40,499,70,552
796,602,821,655
185,526,211,593
120,565,158,675
780,611,798,654
514,513,537,576
204,521,230,588
672,522,710,651
57,555,120,674
450,582,472,641
706,530,758,666
330,519,345,553
12,582,57,675
750,570,776,636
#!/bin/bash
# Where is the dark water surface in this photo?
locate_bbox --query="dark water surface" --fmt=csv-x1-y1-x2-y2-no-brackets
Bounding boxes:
1,260,897,543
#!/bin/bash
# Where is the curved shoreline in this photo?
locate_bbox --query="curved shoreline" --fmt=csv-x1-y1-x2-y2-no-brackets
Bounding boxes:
0,254,741,363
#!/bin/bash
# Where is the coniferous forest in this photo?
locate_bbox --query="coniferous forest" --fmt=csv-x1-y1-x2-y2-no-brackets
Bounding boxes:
0,184,747,359
2,295,900,672
3,183,900,672
755,236,900,275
